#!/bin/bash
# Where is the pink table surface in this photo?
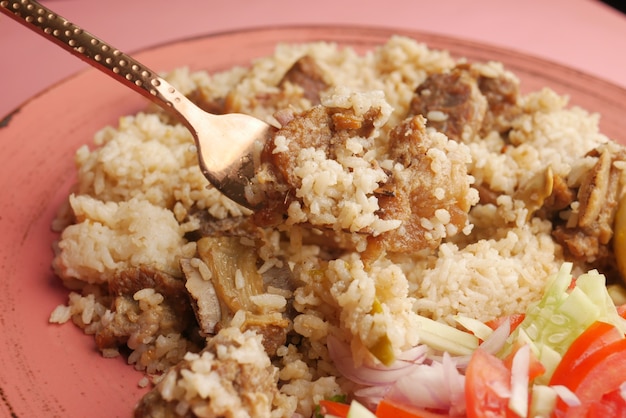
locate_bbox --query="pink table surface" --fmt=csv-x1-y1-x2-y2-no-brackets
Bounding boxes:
1,0,626,119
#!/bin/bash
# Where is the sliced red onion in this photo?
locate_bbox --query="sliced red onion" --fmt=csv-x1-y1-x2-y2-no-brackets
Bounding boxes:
396,344,429,362
389,365,450,410
327,335,423,386
442,352,466,415
480,319,510,355
551,385,581,407
354,385,391,408
387,353,466,413
509,344,529,417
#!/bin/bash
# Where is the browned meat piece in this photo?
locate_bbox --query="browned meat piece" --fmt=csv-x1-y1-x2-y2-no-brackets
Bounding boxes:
270,106,334,188
240,313,289,357
552,145,626,275
110,267,181,300
134,329,278,418
408,63,522,141
109,266,192,320
408,65,487,142
251,106,334,228
514,167,555,220
267,105,381,190
255,105,475,254
279,55,330,105
474,183,500,206
542,173,576,214
375,115,475,253
253,104,383,228
223,55,330,117
95,267,197,353
476,69,522,135
184,207,261,242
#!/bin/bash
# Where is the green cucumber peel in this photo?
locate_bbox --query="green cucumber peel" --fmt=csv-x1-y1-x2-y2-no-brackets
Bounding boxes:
500,262,626,383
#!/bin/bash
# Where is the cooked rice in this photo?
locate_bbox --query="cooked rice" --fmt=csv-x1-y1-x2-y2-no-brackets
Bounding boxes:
48,36,620,417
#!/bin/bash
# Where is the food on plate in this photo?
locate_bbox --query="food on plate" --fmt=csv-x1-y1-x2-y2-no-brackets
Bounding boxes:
48,36,626,417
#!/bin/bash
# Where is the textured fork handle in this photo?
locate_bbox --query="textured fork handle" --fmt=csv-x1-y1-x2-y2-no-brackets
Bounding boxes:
0,0,194,118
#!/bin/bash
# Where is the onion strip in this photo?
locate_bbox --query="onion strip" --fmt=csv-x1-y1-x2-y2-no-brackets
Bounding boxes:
327,335,427,386
509,344,530,417
551,385,581,407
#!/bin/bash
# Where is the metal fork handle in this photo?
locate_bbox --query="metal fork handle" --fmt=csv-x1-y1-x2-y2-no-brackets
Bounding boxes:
0,0,199,123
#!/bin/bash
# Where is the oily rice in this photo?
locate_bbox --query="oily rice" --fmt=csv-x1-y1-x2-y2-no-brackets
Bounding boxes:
49,36,619,417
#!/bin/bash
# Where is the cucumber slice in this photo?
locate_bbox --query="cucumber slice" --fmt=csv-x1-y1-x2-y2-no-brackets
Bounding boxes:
501,262,626,382
415,315,479,355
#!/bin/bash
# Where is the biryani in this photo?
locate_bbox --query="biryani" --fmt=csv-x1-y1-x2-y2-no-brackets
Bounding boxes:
48,36,626,417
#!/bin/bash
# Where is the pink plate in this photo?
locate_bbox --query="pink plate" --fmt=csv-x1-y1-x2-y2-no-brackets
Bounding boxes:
1,26,625,418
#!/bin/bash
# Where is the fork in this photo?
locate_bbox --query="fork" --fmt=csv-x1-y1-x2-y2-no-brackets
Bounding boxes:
0,0,273,209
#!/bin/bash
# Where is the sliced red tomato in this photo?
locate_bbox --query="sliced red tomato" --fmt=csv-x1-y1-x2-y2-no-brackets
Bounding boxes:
551,338,626,417
465,348,518,418
617,304,626,320
319,399,350,417
485,314,525,333
375,398,449,418
586,387,626,418
550,321,624,385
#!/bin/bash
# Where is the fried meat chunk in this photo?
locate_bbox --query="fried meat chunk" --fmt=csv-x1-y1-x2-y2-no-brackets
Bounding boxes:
256,102,476,254
552,144,626,273
95,267,198,361
409,65,487,142
408,63,521,141
278,55,330,105
253,103,384,230
375,115,477,252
